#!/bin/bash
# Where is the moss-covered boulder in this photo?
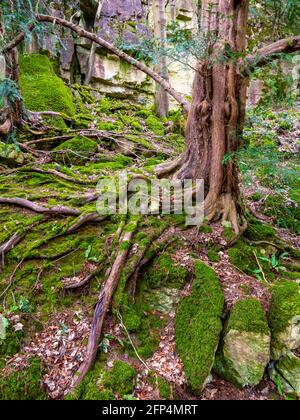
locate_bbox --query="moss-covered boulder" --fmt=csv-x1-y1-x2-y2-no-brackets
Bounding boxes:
19,54,75,129
175,261,224,394
269,352,300,398
54,136,98,153
54,136,98,164
0,358,46,400
269,281,300,360
0,142,24,165
214,299,271,388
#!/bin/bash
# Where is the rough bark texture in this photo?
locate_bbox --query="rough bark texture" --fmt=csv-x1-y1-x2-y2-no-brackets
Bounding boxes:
153,0,169,117
173,0,250,233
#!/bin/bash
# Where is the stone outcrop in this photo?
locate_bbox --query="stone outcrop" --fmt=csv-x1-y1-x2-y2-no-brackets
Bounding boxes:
269,351,300,398
214,299,271,388
24,0,199,106
269,281,300,360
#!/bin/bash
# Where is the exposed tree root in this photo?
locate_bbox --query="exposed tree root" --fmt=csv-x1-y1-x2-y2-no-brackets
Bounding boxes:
66,213,107,234
18,167,97,186
0,197,81,216
72,220,138,388
0,233,24,267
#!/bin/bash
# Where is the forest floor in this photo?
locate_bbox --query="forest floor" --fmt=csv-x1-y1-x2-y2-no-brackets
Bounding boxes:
0,62,299,400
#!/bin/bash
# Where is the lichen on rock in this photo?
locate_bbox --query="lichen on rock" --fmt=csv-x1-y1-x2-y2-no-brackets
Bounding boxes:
269,351,300,398
214,299,271,388
269,281,300,360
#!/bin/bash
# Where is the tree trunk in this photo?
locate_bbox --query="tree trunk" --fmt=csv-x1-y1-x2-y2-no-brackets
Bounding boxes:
84,0,104,85
153,0,169,117
175,0,250,233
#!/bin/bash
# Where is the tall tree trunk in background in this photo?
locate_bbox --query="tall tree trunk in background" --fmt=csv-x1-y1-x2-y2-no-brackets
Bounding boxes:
176,0,249,233
85,0,104,85
153,0,169,117
0,4,22,137
170,0,176,22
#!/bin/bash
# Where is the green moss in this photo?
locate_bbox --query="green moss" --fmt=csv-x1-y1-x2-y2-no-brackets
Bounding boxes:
66,362,116,401
0,358,47,400
227,299,270,335
103,361,136,396
207,248,220,263
141,253,188,290
263,194,300,235
54,136,98,153
145,115,165,135
228,240,257,275
175,261,224,394
214,299,270,388
98,121,124,131
269,281,300,337
147,373,172,399
19,54,75,127
0,327,24,368
244,219,276,242
199,224,213,234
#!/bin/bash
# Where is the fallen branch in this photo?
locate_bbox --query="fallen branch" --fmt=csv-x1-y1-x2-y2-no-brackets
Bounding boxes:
72,219,138,387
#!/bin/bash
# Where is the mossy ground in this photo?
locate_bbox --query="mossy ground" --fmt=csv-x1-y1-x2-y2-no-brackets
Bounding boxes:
0,357,46,400
1,60,300,400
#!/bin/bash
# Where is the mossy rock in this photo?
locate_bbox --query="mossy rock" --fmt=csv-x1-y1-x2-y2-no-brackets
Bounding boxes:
0,358,46,400
141,253,188,290
244,219,276,242
269,281,300,360
0,142,24,165
19,54,75,129
269,351,300,398
54,136,98,153
175,261,224,394
214,299,271,388
54,136,98,164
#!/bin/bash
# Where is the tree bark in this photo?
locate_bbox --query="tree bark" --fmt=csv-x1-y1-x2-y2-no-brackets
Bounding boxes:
84,0,104,85
153,0,169,117
172,0,250,233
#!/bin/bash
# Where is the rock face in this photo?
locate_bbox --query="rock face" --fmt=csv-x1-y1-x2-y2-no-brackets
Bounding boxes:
25,0,199,106
269,281,300,360
214,299,271,388
269,352,300,398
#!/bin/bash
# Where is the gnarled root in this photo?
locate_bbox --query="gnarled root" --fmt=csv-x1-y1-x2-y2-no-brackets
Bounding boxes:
72,220,138,388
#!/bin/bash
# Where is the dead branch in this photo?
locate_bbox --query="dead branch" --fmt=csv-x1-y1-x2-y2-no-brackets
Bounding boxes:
72,220,138,387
